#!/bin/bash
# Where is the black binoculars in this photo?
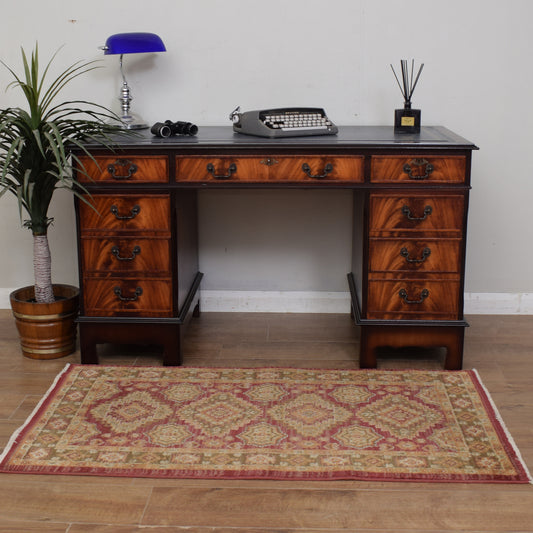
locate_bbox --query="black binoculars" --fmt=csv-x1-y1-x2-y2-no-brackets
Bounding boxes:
151,120,199,138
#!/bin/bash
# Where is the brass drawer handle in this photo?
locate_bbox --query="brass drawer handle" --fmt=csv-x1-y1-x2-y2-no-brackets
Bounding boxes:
113,286,143,302
403,158,434,180
110,204,141,220
206,162,237,179
399,288,429,304
107,159,138,180
111,245,141,261
401,204,432,221
400,246,431,263
301,162,333,179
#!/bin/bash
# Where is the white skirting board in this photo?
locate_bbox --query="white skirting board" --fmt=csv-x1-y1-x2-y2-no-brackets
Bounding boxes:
200,290,533,314
199,290,351,314
463,292,533,315
1,288,532,314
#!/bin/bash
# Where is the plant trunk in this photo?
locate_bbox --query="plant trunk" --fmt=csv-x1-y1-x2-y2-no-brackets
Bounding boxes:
33,234,55,303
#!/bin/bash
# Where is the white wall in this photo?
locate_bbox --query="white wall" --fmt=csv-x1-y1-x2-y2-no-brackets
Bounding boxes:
1,0,532,312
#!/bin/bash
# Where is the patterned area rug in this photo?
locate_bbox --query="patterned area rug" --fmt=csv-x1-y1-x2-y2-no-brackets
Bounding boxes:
1,365,530,482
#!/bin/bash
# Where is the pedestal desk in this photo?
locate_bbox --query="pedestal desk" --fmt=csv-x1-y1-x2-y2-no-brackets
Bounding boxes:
74,126,477,368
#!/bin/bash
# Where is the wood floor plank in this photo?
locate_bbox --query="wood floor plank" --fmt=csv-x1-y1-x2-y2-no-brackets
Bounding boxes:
0,521,68,532
0,480,150,524
5,519,531,533
67,524,458,533
0,392,26,419
142,486,533,530
217,340,357,361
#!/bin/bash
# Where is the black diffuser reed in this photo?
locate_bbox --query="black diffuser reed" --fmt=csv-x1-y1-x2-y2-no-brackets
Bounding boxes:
391,59,424,133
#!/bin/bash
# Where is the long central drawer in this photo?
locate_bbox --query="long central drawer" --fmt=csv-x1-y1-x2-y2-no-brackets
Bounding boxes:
176,155,364,183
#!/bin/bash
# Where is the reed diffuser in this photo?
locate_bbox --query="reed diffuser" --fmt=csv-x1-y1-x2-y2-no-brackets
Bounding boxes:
391,59,424,133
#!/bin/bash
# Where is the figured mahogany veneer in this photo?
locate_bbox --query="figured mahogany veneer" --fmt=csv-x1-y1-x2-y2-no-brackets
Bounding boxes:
83,279,173,317
365,192,465,321
77,194,173,319
80,238,171,276
367,280,461,320
368,239,462,274
77,155,168,183
371,155,466,183
78,195,171,235
176,155,364,183
73,126,477,369
369,194,465,236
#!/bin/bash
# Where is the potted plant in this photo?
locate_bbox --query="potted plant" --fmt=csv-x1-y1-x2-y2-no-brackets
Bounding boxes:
0,44,123,359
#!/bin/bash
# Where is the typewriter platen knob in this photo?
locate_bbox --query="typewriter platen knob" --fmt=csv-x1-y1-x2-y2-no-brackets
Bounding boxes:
229,106,241,125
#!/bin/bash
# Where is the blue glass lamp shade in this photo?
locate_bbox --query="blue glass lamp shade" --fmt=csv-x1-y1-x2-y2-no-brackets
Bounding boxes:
103,33,166,55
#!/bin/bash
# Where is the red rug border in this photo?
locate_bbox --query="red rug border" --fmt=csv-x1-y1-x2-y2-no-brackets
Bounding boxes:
1,364,531,484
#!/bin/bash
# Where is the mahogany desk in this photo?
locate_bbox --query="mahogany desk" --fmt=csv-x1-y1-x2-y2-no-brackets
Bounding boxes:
74,126,477,368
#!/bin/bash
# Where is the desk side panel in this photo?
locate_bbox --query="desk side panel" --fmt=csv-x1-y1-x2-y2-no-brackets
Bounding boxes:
351,190,366,315
174,190,199,314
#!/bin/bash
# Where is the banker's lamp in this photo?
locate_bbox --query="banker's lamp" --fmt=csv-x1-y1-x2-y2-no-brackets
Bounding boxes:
101,32,166,129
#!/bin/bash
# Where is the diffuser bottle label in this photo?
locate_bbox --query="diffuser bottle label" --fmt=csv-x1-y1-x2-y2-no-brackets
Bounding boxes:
401,116,416,127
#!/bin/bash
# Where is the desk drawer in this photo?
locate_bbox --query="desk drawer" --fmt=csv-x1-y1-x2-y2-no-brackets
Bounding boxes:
78,195,171,235
77,156,168,183
176,155,364,183
367,280,461,320
369,194,464,236
83,279,173,317
371,156,466,183
80,237,171,276
369,238,462,274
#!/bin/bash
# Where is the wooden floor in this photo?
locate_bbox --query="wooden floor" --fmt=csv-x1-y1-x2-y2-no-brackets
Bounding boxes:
0,309,532,532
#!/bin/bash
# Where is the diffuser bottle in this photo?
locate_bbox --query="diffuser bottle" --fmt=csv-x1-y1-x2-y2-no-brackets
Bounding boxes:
394,101,421,133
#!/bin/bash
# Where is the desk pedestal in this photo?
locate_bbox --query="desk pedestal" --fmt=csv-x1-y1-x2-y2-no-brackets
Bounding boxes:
359,324,465,370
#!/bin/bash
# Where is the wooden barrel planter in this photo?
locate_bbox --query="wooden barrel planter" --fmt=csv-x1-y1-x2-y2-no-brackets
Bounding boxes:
10,284,79,359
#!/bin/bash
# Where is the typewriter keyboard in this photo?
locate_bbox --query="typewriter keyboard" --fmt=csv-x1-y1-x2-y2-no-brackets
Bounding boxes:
261,109,335,131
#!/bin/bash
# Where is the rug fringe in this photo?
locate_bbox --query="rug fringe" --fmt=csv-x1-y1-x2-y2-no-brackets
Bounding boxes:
0,363,72,464
472,368,533,484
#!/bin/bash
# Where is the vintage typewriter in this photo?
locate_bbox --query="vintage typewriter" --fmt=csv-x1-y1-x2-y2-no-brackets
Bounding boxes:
230,106,338,138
